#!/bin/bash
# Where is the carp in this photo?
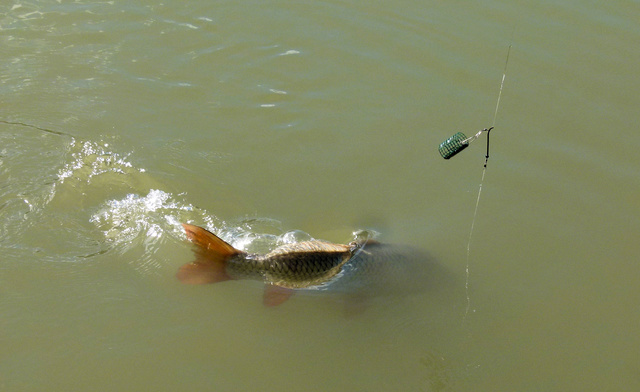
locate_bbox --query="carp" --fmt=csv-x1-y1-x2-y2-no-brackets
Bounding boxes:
177,223,439,307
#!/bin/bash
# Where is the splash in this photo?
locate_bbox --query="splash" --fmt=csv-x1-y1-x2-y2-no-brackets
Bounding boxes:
57,138,144,185
90,189,212,247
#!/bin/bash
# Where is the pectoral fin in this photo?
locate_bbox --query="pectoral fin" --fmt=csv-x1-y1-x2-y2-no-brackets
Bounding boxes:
263,284,294,307
341,294,370,318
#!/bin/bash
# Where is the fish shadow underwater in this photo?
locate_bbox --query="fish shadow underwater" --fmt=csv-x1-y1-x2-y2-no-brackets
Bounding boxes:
177,223,455,311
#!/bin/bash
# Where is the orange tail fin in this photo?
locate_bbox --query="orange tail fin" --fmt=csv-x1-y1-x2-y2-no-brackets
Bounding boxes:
177,223,243,284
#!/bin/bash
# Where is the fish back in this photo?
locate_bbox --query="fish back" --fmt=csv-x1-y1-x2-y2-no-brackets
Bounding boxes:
260,241,352,288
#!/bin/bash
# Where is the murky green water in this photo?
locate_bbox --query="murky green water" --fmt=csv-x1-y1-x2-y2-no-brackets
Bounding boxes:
2,1,639,390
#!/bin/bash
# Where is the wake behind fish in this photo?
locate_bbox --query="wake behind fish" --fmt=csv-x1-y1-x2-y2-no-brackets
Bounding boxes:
90,188,374,273
0,122,355,277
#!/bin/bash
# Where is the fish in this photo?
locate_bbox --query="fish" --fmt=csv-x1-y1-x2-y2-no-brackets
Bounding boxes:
177,223,442,307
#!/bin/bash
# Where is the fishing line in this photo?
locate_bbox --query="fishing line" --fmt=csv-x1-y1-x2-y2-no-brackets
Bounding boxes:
437,41,512,320
0,120,74,138
464,43,511,318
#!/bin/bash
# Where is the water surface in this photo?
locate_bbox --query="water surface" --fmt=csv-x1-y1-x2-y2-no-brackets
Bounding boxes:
1,0,639,390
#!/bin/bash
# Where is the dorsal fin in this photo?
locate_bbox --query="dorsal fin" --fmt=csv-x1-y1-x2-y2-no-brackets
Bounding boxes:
177,223,243,285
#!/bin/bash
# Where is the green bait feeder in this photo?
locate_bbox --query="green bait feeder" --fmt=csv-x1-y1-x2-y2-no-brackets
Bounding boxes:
438,127,493,160
438,132,469,159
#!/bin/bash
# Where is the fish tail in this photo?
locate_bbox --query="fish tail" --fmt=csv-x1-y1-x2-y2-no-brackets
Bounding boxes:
177,223,243,284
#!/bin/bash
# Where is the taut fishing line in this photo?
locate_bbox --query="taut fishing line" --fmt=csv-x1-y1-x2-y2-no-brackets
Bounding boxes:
0,120,75,138
437,40,512,320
